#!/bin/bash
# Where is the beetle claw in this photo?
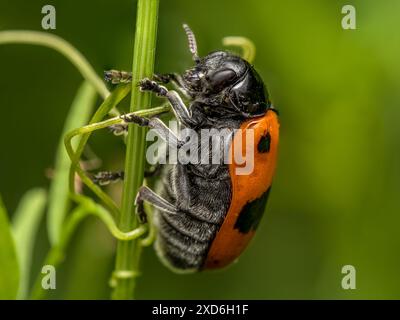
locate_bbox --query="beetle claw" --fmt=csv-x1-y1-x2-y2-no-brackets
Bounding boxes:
139,78,168,97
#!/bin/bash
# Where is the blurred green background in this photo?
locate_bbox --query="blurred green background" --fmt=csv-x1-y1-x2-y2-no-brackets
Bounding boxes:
1,0,400,299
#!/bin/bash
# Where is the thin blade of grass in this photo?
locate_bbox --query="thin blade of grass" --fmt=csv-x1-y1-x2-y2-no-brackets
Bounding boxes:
222,36,256,63
12,188,47,300
0,195,19,299
112,0,159,299
66,83,131,217
0,31,109,99
47,81,97,246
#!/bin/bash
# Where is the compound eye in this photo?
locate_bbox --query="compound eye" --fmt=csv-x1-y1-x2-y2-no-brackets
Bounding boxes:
208,68,237,91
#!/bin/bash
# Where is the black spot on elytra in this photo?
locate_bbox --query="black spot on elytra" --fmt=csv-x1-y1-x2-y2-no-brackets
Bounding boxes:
234,187,271,234
258,132,271,153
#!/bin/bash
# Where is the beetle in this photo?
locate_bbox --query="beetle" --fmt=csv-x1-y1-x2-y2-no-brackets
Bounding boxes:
98,24,279,272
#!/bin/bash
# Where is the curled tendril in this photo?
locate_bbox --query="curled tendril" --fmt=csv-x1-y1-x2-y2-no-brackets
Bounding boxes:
223,36,256,63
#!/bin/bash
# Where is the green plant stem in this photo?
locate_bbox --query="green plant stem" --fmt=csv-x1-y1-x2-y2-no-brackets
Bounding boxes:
64,103,169,217
112,0,159,300
30,197,147,300
30,206,87,300
222,36,256,63
0,30,109,100
66,84,132,217
47,81,97,246
65,104,169,145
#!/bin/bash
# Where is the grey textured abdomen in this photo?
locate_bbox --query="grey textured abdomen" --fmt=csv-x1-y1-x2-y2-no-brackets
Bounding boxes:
153,165,231,271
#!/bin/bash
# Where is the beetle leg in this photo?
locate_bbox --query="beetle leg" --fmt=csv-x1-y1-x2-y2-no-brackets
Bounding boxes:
154,73,193,99
109,106,170,136
121,113,183,148
139,78,197,127
92,164,161,186
104,69,132,84
108,123,128,135
153,73,173,84
92,171,124,185
135,186,178,223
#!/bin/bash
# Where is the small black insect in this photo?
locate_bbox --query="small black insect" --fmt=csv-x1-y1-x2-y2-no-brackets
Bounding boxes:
99,24,279,272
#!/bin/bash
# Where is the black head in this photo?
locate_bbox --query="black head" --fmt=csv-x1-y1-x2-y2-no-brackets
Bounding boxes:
181,25,271,118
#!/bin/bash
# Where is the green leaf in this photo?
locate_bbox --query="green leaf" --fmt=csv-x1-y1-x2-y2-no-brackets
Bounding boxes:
47,81,97,246
64,83,130,217
0,195,19,299
12,189,47,300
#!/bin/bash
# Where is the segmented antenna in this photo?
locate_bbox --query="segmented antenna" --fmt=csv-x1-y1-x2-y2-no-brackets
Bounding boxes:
182,24,199,61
